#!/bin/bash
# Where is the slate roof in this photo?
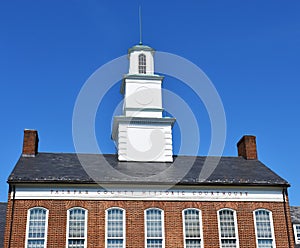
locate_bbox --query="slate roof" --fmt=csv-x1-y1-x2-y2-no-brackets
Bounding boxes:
8,153,289,186
291,206,300,224
0,203,7,248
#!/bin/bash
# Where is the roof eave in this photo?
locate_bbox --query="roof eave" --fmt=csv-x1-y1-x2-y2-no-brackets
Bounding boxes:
7,179,290,188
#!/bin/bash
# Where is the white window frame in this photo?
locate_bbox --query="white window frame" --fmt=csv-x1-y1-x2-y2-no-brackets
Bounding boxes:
138,53,146,74
25,207,49,248
182,208,203,248
66,207,88,248
144,208,165,248
253,209,276,248
105,207,126,248
217,208,239,248
293,224,300,244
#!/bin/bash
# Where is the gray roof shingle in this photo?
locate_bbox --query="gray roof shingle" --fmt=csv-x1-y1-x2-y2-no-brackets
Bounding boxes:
8,153,289,186
291,206,300,224
0,203,7,248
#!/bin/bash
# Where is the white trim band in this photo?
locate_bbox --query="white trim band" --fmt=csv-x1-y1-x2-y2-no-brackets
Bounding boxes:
13,186,284,202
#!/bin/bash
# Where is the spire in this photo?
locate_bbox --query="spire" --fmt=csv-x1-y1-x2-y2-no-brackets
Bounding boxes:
139,6,142,45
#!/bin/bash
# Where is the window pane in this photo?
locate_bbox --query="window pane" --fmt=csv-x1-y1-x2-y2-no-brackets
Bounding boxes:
67,208,86,248
255,210,274,248
106,208,124,248
107,208,124,238
107,239,123,248
147,239,162,248
296,225,300,241
219,210,236,238
257,239,273,248
221,239,237,248
219,209,237,248
27,208,47,248
184,209,201,248
184,209,201,238
28,208,47,239
68,239,84,248
186,239,201,248
27,240,45,248
138,54,146,74
146,209,162,238
146,209,163,248
69,208,86,238
255,211,272,238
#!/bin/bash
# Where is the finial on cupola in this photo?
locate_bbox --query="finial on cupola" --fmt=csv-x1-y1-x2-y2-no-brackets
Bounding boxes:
139,6,143,45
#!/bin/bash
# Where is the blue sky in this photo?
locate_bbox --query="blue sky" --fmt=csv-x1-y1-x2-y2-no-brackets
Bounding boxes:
0,1,299,205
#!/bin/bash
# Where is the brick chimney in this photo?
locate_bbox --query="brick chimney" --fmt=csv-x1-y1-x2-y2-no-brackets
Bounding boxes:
22,129,39,157
237,135,257,160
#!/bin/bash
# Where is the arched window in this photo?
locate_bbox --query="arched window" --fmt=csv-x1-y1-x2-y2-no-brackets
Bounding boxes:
183,208,203,248
254,209,275,248
25,207,48,248
67,207,87,248
106,207,125,248
138,53,146,74
145,208,164,248
218,208,239,248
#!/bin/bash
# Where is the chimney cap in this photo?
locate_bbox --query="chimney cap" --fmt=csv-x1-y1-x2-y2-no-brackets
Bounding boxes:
237,135,256,146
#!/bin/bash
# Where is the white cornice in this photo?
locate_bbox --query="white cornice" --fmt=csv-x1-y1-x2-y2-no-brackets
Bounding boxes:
13,185,284,202
112,116,176,141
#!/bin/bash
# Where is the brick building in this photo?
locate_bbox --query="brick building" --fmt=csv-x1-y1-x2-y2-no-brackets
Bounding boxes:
0,203,7,248
4,44,296,248
291,206,300,248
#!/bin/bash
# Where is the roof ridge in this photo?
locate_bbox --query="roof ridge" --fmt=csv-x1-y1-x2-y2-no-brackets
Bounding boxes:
32,152,256,159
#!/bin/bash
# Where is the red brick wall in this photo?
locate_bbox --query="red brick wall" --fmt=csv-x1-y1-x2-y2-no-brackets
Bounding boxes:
4,197,295,248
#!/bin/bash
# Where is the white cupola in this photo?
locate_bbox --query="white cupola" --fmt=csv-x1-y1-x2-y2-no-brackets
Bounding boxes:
112,44,176,162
